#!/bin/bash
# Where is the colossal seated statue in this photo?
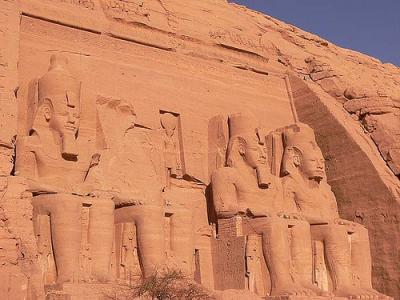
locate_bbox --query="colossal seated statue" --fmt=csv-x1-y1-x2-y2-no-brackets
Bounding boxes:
281,123,389,299
211,113,316,297
90,98,201,281
90,98,166,279
15,54,114,284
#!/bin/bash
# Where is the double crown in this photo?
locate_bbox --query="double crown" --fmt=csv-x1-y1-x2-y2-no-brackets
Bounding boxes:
283,123,318,151
38,54,81,108
228,113,259,139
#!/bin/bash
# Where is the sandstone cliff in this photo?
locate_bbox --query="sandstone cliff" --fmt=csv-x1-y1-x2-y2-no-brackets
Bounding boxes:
0,0,399,299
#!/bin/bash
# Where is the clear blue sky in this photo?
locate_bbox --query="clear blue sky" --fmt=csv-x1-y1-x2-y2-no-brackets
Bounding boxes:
229,0,400,66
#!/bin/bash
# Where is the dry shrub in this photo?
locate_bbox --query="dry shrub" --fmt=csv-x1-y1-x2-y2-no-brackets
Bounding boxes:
134,269,215,300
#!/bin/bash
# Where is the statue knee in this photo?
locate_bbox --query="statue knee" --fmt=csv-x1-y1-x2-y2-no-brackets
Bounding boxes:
292,219,311,233
92,198,114,210
353,224,368,236
322,224,349,246
351,225,370,244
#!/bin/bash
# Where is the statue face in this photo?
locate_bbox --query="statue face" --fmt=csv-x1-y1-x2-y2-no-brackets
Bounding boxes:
165,128,174,137
241,137,266,169
124,112,136,133
299,148,326,181
41,97,80,159
47,98,80,138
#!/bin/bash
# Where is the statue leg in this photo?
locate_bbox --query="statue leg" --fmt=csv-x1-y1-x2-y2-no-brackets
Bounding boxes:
34,194,82,284
350,225,373,288
135,206,166,278
88,198,115,282
290,220,314,291
350,225,388,298
312,224,377,298
32,200,50,289
251,217,314,296
170,208,194,277
312,224,351,289
116,205,166,278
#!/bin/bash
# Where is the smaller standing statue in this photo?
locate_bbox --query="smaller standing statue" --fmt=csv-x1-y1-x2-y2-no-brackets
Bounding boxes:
160,112,181,188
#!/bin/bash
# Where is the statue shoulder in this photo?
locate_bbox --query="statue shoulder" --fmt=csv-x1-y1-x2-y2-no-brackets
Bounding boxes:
320,181,336,197
211,167,240,183
281,174,298,187
17,134,42,153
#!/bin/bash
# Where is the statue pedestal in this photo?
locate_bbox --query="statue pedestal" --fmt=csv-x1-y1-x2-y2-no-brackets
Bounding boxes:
217,216,243,238
45,283,121,300
266,297,347,300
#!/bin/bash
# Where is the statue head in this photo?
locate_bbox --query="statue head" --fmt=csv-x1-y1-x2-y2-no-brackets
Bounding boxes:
226,134,265,169
282,123,326,182
49,54,68,71
160,113,177,137
34,54,81,160
226,113,270,188
118,102,136,133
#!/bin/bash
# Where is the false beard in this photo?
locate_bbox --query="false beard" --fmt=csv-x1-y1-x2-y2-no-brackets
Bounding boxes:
256,165,272,189
310,175,324,183
61,132,78,161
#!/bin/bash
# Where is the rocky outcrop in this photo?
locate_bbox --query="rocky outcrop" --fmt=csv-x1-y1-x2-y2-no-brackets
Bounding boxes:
1,0,400,299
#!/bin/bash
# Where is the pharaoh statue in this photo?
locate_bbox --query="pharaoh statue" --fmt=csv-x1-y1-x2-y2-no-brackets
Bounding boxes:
15,54,114,284
211,113,316,297
90,98,166,278
281,123,389,299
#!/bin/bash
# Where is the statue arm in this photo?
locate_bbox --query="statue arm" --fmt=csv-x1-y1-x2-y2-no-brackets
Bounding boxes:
14,136,65,193
320,184,341,223
85,189,146,207
211,169,239,218
15,136,37,178
283,178,329,224
112,191,146,207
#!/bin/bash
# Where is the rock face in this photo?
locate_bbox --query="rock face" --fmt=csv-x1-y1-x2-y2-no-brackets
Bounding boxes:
0,0,399,299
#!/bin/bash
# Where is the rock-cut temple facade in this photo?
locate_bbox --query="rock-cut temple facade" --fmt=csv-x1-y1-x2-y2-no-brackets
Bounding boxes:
0,1,399,299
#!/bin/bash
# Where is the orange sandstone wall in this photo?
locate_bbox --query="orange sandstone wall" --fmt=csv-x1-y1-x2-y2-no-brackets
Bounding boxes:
0,0,399,298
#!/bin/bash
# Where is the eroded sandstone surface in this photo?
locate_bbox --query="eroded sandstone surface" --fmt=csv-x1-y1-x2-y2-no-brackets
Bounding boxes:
0,0,399,299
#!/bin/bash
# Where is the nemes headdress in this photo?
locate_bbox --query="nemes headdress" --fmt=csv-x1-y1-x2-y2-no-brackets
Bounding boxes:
281,123,320,176
226,113,260,168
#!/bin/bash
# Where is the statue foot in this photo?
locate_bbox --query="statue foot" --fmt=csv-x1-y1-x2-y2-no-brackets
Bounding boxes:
308,286,334,297
363,288,392,299
319,290,335,297
92,272,113,283
56,272,76,285
301,283,333,297
271,285,316,297
334,286,384,299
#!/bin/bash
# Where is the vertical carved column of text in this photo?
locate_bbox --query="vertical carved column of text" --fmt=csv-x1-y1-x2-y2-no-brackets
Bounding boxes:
0,4,30,300
0,0,19,153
